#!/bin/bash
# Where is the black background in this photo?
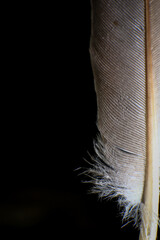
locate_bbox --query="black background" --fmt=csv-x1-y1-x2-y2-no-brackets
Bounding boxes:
1,1,159,239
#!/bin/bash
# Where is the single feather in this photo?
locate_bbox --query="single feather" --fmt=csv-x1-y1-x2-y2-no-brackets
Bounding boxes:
88,0,160,239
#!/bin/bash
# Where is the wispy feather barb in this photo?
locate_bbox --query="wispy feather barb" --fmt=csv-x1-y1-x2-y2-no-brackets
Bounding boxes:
87,135,142,225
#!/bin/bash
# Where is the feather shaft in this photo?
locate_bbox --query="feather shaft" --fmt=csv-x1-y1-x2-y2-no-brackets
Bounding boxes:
139,1,159,239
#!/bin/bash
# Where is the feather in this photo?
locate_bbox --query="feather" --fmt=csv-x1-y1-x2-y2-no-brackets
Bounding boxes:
88,0,160,239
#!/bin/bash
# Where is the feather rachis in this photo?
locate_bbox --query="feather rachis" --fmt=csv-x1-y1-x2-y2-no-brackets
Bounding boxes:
139,1,159,239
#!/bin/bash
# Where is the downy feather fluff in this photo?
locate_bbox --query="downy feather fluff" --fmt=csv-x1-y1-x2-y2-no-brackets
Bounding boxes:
88,0,160,239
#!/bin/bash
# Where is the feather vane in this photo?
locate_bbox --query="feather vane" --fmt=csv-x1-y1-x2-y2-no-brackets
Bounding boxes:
89,0,160,239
